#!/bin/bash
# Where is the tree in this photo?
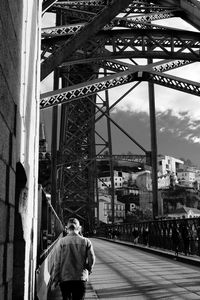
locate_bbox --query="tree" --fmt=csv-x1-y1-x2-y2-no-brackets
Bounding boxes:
179,157,194,167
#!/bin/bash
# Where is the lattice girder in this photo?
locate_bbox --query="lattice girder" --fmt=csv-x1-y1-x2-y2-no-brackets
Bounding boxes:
57,62,97,228
146,70,200,97
40,63,200,109
41,0,200,70
41,9,179,39
60,57,193,74
51,0,178,14
41,0,200,226
41,0,134,80
40,69,140,109
42,29,200,66
76,29,200,61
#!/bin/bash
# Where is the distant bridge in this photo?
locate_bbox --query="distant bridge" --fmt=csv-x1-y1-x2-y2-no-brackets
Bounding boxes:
96,154,147,163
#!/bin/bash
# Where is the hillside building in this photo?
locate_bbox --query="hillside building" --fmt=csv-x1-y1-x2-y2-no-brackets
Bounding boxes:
98,194,125,224
177,169,196,187
167,206,200,219
157,155,184,175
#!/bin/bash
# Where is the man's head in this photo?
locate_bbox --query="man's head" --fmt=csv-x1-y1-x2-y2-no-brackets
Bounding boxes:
67,218,80,232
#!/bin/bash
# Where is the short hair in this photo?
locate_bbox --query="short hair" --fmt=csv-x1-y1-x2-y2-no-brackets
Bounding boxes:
67,218,80,230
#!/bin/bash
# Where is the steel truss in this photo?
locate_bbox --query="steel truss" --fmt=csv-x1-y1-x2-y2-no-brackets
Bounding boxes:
41,10,179,38
57,64,98,229
42,28,200,62
41,0,200,225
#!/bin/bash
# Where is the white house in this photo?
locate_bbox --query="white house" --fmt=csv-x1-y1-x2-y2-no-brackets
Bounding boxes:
98,194,125,224
177,169,196,187
167,206,200,219
157,155,184,175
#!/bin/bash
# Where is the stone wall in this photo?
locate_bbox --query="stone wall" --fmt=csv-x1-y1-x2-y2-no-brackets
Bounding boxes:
0,1,23,299
0,0,41,299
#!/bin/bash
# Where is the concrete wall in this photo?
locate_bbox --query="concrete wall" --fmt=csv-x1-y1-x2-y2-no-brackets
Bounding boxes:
0,0,41,299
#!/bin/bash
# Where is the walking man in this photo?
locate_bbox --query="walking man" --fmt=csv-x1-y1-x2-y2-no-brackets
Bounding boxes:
53,218,95,300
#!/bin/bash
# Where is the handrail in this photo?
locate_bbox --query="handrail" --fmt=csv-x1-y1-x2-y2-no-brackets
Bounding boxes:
39,233,63,265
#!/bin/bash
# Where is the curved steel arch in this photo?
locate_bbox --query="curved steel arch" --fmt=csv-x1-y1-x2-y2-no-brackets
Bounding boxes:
41,0,200,225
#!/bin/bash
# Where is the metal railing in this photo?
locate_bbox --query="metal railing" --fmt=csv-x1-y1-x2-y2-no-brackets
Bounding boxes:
101,217,200,257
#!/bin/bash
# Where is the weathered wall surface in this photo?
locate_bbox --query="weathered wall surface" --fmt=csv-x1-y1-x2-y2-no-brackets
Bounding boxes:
0,0,41,299
0,1,23,299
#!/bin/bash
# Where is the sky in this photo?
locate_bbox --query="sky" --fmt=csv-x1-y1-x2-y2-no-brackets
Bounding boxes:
41,13,200,167
95,77,200,166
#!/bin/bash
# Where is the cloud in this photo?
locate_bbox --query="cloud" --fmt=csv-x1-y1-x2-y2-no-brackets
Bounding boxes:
156,109,200,145
106,60,200,121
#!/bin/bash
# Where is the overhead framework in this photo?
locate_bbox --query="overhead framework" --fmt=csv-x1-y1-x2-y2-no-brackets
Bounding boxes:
41,0,200,227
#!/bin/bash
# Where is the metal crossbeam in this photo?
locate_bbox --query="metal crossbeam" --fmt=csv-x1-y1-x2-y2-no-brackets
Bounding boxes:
80,29,200,61
181,0,200,29
42,23,85,37
42,28,200,63
40,63,200,110
156,0,200,29
48,1,179,25
97,154,147,163
53,0,105,10
41,10,179,38
61,59,130,73
41,0,133,80
146,70,200,96
40,69,140,109
40,0,200,226
151,59,193,72
42,0,58,13
60,54,194,74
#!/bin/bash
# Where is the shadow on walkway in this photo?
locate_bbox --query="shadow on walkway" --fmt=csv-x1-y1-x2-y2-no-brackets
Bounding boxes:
48,282,98,300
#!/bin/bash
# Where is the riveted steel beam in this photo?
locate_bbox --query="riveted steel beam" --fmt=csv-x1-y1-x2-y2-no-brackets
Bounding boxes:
41,9,179,39
41,0,133,80
81,29,200,61
60,59,131,73
145,70,200,96
40,65,200,110
155,0,200,30
40,69,141,109
42,0,58,13
42,28,200,63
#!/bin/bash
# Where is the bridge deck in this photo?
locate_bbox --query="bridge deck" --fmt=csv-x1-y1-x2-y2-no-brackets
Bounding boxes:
48,238,200,299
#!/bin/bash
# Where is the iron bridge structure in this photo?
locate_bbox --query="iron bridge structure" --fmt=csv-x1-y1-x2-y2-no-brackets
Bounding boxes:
40,0,200,230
